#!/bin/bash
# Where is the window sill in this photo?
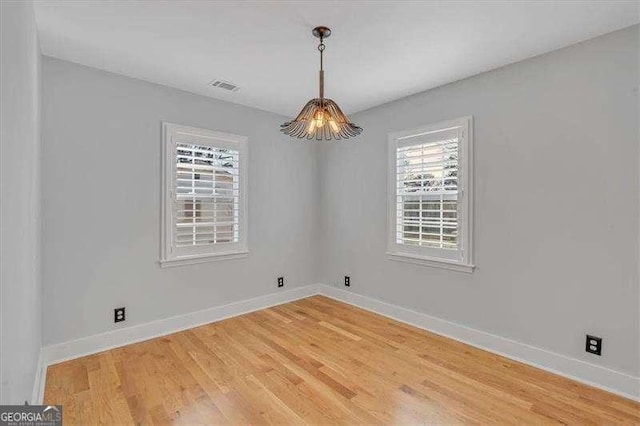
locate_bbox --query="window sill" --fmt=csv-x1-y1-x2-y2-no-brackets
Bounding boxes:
160,250,248,268
386,252,475,273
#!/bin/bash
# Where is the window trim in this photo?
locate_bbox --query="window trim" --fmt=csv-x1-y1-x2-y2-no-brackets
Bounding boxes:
160,122,248,268
386,116,474,273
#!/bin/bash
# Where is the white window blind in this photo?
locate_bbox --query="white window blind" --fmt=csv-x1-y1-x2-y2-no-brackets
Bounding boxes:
396,128,459,250
161,123,247,267
387,117,474,272
174,143,239,247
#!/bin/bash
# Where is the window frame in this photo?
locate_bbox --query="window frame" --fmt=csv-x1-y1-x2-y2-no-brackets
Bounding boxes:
386,116,474,273
160,122,248,268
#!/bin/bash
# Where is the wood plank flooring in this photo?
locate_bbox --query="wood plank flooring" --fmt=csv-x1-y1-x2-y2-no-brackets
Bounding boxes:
44,296,640,425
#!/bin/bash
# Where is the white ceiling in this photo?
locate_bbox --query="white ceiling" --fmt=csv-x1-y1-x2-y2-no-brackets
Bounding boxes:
34,1,639,116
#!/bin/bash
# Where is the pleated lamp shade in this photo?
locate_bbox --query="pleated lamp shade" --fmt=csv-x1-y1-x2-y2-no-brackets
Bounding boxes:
280,98,362,140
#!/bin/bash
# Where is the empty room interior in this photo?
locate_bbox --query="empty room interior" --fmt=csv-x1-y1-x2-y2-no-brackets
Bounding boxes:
2,0,640,424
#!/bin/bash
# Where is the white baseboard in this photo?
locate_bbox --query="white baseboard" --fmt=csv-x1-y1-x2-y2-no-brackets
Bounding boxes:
31,349,46,405
317,284,640,402
35,282,639,404
36,284,320,403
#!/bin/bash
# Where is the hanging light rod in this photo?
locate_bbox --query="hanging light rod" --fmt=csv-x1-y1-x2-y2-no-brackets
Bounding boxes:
281,26,363,141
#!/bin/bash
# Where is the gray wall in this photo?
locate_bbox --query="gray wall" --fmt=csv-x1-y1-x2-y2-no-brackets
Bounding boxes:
1,1,42,404
37,23,640,384
320,26,639,377
41,57,321,345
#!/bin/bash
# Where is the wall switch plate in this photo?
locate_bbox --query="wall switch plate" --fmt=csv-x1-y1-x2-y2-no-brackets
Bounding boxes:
277,277,284,288
344,276,350,287
114,307,125,323
586,335,602,356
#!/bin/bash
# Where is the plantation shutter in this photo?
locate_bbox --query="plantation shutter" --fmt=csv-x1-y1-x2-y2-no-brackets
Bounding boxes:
173,142,240,251
396,128,459,250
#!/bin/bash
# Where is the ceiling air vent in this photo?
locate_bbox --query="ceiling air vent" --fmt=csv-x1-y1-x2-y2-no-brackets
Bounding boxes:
208,79,240,92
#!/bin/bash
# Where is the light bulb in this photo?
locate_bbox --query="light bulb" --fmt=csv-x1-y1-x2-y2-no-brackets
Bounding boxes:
308,119,316,133
314,110,325,128
328,117,339,132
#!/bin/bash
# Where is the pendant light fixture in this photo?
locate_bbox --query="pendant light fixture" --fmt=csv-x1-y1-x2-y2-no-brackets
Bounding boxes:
281,26,362,140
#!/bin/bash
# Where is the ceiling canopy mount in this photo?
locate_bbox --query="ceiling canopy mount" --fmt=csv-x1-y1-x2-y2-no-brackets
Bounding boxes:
311,26,331,39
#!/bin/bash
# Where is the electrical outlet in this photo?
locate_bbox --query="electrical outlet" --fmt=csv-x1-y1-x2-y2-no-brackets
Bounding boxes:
114,307,125,323
586,335,602,356
344,276,350,287
277,277,284,288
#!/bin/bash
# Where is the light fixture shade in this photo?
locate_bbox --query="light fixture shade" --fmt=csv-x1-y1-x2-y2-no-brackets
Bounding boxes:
281,98,362,140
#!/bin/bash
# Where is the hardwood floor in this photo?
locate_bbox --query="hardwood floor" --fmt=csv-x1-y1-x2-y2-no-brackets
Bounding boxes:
44,296,639,425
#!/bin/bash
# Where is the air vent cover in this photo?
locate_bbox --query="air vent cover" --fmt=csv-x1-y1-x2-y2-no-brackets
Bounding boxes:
208,79,240,92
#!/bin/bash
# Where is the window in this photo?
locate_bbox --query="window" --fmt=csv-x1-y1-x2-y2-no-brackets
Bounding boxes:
387,116,474,272
161,123,247,267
